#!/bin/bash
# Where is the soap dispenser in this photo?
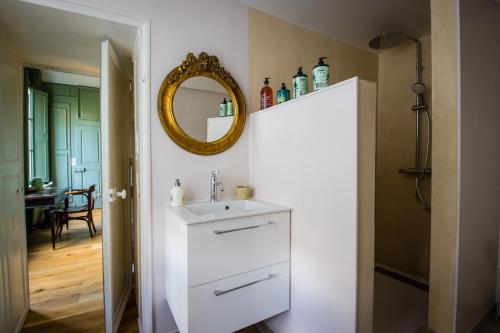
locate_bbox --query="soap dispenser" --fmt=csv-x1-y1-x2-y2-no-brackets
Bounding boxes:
170,179,185,207
293,67,308,98
260,77,273,110
276,82,290,104
313,56,330,91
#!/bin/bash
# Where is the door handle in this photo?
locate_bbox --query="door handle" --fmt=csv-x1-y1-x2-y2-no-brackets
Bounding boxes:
108,188,127,202
74,167,87,172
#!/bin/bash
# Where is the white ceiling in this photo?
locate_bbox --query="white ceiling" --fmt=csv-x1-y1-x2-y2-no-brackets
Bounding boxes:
239,0,431,51
0,0,137,75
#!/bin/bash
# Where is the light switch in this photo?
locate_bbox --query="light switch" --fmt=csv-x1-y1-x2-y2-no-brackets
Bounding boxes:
71,158,76,166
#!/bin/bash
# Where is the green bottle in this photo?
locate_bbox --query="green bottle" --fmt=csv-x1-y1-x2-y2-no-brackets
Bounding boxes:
227,99,234,116
276,82,290,104
313,56,330,91
219,98,227,117
293,67,308,98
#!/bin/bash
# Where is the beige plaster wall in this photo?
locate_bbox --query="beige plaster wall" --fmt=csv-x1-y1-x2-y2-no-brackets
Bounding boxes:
248,8,378,113
456,0,500,331
428,0,460,331
376,36,432,280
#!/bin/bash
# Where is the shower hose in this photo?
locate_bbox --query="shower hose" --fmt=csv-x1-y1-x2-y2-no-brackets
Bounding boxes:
416,108,431,211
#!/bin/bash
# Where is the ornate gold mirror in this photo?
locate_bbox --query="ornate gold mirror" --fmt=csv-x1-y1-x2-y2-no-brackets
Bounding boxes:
158,52,246,155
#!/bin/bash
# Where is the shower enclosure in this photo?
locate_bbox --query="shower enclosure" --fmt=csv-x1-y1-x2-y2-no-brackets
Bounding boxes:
369,32,432,211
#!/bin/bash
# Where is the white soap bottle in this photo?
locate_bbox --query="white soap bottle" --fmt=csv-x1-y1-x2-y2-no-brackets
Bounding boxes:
170,179,185,207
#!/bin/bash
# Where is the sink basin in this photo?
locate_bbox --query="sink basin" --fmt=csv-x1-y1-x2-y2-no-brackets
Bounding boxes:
165,199,291,224
185,200,267,216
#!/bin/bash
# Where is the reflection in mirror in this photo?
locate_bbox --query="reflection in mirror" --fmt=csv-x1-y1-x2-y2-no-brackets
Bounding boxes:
173,76,233,142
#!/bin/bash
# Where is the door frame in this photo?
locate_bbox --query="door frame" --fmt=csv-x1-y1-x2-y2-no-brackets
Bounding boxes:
21,1,153,332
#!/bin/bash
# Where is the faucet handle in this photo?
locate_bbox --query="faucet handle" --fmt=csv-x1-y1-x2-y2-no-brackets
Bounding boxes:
212,170,220,176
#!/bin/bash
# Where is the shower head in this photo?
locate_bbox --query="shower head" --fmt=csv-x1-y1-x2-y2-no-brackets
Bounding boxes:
368,32,416,50
411,83,426,94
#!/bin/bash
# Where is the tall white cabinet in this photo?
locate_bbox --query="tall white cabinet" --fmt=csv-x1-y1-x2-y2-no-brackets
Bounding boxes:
249,77,377,333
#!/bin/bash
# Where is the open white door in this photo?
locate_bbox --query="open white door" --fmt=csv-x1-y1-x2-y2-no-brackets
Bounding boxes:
101,40,132,333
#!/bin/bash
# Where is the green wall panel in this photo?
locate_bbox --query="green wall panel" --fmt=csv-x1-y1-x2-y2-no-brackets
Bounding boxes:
78,87,100,121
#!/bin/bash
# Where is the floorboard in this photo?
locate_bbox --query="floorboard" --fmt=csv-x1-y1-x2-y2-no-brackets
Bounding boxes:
23,210,106,332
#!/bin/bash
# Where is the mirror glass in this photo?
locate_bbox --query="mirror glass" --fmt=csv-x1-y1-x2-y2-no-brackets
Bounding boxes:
173,76,233,142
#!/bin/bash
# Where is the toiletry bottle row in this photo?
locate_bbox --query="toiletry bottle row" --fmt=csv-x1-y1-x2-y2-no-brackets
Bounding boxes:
219,98,234,117
260,57,330,110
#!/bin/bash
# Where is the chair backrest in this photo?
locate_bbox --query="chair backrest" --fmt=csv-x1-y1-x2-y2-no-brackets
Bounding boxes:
87,184,96,210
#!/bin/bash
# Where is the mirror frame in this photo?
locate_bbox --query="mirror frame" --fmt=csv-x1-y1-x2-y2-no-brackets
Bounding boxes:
157,52,246,155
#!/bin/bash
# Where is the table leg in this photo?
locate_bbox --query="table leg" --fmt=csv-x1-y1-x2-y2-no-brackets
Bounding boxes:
45,209,56,250
25,209,33,233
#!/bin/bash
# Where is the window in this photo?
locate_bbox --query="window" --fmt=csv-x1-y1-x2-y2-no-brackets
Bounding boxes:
27,88,35,182
26,88,49,183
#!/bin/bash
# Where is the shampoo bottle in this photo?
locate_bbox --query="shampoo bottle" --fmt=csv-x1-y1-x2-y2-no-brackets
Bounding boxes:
313,56,330,91
227,99,234,116
293,67,308,98
276,82,290,104
260,77,273,110
170,179,184,207
219,98,227,117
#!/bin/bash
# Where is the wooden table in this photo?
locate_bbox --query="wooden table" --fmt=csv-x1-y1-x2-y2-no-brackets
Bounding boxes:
25,187,69,250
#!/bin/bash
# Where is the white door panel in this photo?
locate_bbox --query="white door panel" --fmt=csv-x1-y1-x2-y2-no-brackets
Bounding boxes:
101,40,132,333
0,34,28,332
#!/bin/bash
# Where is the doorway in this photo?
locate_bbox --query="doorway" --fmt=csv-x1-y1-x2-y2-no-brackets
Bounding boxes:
23,68,108,332
0,0,151,331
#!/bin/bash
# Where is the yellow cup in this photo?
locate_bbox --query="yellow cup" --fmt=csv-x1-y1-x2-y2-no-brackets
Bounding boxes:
235,185,251,200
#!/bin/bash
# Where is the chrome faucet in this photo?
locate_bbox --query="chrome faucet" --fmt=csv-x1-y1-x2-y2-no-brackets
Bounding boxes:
210,171,224,202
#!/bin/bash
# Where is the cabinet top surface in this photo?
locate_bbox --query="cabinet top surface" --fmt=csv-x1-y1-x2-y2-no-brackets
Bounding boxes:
164,199,291,224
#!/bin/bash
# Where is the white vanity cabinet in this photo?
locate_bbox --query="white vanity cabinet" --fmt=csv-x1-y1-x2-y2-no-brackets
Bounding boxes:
165,201,291,333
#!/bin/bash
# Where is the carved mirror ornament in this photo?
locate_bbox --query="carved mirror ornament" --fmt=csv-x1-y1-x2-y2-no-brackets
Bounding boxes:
157,52,246,155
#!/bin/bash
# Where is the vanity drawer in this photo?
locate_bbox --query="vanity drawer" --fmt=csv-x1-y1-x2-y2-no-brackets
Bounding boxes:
187,212,290,287
187,262,290,333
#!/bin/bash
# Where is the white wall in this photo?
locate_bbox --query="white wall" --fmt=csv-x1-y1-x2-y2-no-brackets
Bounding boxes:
456,0,500,331
68,0,250,331
0,29,28,332
249,78,376,333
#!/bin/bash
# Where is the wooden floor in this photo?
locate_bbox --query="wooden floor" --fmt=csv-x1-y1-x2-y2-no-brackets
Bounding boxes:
22,209,139,333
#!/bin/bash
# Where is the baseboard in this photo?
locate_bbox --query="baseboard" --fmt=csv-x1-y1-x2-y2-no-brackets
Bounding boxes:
113,284,132,333
15,307,29,333
471,305,496,332
375,263,429,292
138,316,143,333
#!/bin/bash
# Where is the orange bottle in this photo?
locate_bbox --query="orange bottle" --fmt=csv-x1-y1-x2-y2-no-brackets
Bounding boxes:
260,77,273,110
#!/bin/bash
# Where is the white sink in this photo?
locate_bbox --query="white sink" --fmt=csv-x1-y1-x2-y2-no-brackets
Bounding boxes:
185,200,267,216
165,199,291,224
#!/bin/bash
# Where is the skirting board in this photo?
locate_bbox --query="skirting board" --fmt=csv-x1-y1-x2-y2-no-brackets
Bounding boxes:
470,305,497,332
15,307,29,333
112,285,131,333
375,263,429,292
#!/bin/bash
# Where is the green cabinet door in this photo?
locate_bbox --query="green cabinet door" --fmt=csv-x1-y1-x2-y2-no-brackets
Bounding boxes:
71,87,101,207
50,101,72,187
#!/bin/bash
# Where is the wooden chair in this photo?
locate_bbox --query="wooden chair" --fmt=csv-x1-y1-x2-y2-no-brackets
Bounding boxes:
56,184,97,238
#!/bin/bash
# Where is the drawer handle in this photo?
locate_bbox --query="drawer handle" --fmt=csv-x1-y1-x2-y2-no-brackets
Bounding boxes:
214,274,277,296
213,221,274,235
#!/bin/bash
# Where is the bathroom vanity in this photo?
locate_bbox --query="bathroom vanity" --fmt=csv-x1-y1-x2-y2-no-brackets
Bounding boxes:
165,200,291,333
